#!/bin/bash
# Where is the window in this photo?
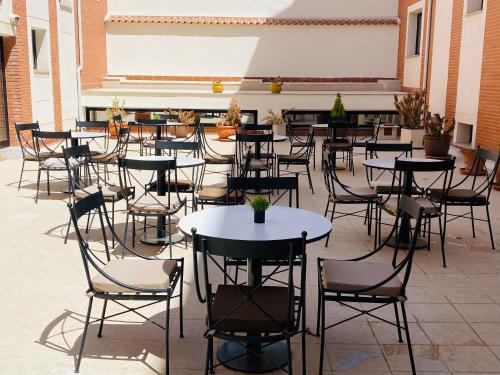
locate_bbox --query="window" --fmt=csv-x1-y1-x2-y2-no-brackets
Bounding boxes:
407,10,423,56
30,28,48,72
466,0,484,14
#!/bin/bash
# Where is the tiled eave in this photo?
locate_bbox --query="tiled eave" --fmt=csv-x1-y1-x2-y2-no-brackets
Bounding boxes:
106,16,400,26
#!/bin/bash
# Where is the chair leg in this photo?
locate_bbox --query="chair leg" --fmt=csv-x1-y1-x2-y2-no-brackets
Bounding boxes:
18,159,25,190
165,295,171,375
400,301,416,375
486,205,495,250
132,214,136,247
318,291,326,375
325,203,336,247
46,169,50,196
179,265,184,338
75,296,93,373
427,218,431,251
306,164,314,194
438,215,447,267
394,302,403,343
287,337,293,375
470,205,476,238
64,217,71,244
111,201,115,248
97,299,108,337
35,168,41,203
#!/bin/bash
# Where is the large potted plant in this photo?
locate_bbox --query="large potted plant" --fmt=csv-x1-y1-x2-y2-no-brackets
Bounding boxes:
216,98,241,139
423,113,455,158
105,96,127,138
330,93,346,122
394,90,427,147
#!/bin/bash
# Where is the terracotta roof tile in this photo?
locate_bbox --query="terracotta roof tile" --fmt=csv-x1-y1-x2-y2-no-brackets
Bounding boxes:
106,16,399,26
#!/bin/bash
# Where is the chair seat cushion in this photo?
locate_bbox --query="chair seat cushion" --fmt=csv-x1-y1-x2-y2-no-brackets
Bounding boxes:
323,142,352,150
197,186,244,204
249,159,270,171
429,188,487,205
92,259,178,293
322,259,402,297
211,285,291,333
74,184,126,200
129,195,182,214
335,187,378,202
383,197,439,216
204,155,234,164
24,154,39,161
39,151,64,159
370,181,419,195
149,179,194,192
41,157,78,170
277,154,308,164
91,152,117,163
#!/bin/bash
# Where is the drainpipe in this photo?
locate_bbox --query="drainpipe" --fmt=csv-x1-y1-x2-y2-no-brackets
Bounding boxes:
422,0,433,99
76,0,84,120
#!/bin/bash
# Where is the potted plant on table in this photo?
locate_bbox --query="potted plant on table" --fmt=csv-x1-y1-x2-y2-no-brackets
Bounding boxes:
212,80,224,93
216,98,241,139
105,96,127,138
270,76,283,94
394,90,427,147
250,196,270,224
330,93,346,122
423,113,455,158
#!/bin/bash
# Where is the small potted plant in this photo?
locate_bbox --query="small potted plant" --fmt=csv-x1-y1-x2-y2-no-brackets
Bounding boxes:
105,96,127,138
330,93,346,122
423,113,455,158
212,80,224,93
270,76,283,94
394,90,427,147
216,98,241,139
250,195,270,223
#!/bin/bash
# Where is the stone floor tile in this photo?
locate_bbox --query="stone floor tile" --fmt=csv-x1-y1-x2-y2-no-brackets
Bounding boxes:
420,323,483,345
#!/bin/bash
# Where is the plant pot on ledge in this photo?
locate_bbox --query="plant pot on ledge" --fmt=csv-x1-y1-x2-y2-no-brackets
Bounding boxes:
423,135,452,158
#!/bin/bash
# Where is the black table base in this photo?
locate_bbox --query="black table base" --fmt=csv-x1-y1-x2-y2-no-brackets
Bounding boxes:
217,342,288,373
140,232,184,246
385,236,427,250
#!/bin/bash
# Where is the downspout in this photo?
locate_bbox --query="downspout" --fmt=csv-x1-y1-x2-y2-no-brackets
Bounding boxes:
422,0,433,96
76,0,84,119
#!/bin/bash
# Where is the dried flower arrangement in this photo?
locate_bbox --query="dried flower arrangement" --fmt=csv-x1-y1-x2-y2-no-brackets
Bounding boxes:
394,90,427,129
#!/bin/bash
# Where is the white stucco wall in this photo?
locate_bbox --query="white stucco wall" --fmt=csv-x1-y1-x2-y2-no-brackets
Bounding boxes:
27,0,55,130
403,1,425,89
106,23,398,79
455,1,487,144
107,0,398,18
0,0,15,37
428,0,453,115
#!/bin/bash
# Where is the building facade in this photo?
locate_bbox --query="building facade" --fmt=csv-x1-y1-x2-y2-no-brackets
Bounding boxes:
1,0,499,151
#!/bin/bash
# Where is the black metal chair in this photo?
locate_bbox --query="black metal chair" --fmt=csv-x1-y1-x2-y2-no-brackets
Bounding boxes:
32,130,72,203
91,127,130,182
376,158,455,266
429,147,500,250
62,144,134,246
68,191,184,375
75,120,109,153
15,122,41,190
138,118,168,156
317,195,425,375
285,119,316,170
277,128,315,193
365,142,413,194
235,132,274,177
196,121,235,186
155,140,202,211
191,230,308,375
323,121,358,174
323,151,379,247
118,157,187,257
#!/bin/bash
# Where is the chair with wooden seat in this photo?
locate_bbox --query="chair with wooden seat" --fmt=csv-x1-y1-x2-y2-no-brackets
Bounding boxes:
191,230,308,375
68,191,184,375
235,132,274,177
91,127,130,182
32,130,72,203
62,144,134,245
118,157,187,257
15,122,41,190
316,195,425,375
322,121,358,174
323,151,379,247
376,158,455,266
276,128,315,193
75,120,110,153
365,141,413,194
428,147,500,250
285,119,317,170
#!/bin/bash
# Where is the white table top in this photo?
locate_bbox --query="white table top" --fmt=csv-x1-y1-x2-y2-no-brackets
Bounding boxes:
311,123,328,128
124,155,205,168
227,134,287,142
179,205,332,243
363,157,441,170
71,131,107,139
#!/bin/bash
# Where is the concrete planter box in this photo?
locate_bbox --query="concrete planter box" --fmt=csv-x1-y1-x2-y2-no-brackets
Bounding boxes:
401,128,424,148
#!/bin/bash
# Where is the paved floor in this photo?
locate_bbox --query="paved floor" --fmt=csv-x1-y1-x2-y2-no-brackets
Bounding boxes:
1,136,500,375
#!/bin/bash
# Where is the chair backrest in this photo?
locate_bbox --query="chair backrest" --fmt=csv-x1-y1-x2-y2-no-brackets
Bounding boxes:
327,121,357,142
459,146,500,200
290,128,315,160
75,120,109,130
32,130,71,157
155,140,201,157
227,174,300,207
365,141,413,158
15,122,40,159
235,132,274,166
192,229,307,334
241,124,273,131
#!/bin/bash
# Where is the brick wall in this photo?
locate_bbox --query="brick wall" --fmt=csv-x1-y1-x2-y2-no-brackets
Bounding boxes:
3,0,32,145
80,0,107,90
49,0,62,132
444,0,464,120
476,0,500,151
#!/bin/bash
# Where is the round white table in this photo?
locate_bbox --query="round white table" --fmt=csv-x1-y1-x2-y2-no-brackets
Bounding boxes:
227,134,287,142
179,205,331,373
70,131,107,147
124,155,205,245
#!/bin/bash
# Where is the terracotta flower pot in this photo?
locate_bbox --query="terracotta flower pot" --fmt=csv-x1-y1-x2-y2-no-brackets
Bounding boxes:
423,135,452,158
216,124,237,139
270,82,282,94
108,120,128,139
461,148,487,176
